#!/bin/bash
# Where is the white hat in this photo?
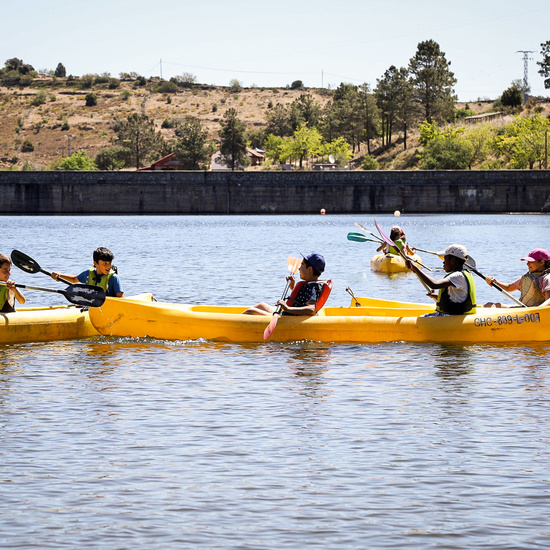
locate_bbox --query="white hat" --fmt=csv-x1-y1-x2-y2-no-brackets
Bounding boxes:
437,244,468,261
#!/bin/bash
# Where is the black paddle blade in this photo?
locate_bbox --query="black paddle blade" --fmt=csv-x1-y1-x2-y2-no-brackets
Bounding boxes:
64,284,106,307
11,249,41,274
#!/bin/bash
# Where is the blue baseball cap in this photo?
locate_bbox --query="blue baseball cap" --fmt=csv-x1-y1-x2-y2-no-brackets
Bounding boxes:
302,252,325,274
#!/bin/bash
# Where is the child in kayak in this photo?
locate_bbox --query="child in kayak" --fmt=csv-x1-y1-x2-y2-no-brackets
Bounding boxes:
243,253,326,316
407,244,476,315
51,247,125,298
0,254,26,312
377,225,415,255
484,248,550,308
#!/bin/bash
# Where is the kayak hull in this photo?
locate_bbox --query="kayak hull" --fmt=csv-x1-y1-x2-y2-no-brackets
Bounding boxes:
89,296,550,344
370,253,422,273
0,293,154,344
0,305,97,344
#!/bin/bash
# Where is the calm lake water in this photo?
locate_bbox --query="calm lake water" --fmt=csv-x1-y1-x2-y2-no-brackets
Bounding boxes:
1,213,550,549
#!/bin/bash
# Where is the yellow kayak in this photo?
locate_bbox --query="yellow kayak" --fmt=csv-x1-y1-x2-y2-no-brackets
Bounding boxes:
370,253,422,273
89,296,550,344
0,293,154,345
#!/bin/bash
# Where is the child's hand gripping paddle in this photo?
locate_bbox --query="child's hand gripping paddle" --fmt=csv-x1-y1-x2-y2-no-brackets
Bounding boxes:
263,256,302,341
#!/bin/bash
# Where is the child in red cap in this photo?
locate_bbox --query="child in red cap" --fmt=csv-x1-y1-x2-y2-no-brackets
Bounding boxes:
484,248,550,307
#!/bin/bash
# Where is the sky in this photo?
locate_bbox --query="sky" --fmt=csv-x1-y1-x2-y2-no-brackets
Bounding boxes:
2,0,550,102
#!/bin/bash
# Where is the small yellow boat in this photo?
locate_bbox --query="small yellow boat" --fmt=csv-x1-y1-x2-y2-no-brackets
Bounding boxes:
0,293,154,345
370,253,423,273
88,295,550,344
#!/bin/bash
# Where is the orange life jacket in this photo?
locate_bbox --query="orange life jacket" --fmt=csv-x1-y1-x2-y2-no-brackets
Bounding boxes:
286,279,333,312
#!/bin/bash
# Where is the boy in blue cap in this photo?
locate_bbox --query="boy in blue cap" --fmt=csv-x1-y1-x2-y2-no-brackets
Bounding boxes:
243,252,326,316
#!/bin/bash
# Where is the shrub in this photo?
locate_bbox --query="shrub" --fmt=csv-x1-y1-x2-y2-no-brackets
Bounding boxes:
290,80,304,90
361,155,378,170
95,146,128,170
30,90,48,106
85,93,97,107
21,139,34,152
54,151,97,170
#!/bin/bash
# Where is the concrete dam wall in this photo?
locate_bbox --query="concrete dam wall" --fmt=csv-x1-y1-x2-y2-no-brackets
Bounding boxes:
1,170,549,214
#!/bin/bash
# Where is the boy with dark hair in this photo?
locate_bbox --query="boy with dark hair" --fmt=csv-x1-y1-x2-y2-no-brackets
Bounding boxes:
51,247,124,297
243,253,326,316
0,254,25,312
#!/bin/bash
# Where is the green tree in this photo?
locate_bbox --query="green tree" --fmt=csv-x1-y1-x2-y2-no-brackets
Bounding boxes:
492,114,550,169
55,151,98,170
263,134,287,164
173,117,210,170
358,83,380,154
113,113,164,169
501,85,523,108
408,39,457,123
287,123,323,169
321,83,363,152
289,93,322,131
420,133,473,169
376,66,401,146
323,136,352,166
54,63,66,77
219,108,248,170
462,124,494,169
537,40,550,89
95,146,128,170
266,103,293,137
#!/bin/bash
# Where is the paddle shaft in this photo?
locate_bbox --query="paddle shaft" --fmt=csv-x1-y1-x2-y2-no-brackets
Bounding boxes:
0,281,106,307
464,263,526,308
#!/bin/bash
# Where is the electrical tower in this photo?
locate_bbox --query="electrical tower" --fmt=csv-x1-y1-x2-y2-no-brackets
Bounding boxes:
517,50,535,91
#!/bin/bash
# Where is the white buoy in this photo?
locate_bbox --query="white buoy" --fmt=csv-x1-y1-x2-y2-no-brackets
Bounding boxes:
394,210,401,217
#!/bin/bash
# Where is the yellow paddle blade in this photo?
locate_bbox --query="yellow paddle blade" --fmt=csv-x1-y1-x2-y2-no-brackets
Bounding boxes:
287,256,301,274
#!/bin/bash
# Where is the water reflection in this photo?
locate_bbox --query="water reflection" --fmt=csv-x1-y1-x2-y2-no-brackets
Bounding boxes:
430,343,475,380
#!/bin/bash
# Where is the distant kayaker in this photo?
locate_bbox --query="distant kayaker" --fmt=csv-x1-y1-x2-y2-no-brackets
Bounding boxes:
243,253,327,316
377,225,415,255
407,244,477,316
51,247,125,298
0,254,26,312
484,248,550,308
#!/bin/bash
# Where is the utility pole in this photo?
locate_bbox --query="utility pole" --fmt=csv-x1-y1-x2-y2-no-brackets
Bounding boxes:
65,134,74,157
517,50,535,103
160,58,163,80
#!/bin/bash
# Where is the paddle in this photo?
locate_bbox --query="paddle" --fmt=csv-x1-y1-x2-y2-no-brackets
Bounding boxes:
354,222,384,243
347,232,381,243
463,258,526,308
374,218,434,294
11,250,73,285
346,287,361,307
263,256,302,341
0,282,106,307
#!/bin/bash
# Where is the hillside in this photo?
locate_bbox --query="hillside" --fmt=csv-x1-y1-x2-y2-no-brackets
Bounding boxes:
0,77,539,171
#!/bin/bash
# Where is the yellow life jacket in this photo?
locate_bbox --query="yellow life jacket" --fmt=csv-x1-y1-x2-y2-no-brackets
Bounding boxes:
436,271,477,315
87,268,114,293
0,285,15,313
